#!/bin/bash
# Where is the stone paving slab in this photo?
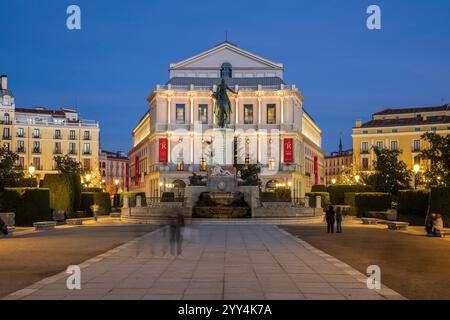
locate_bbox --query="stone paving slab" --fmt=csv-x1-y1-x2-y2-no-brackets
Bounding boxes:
5,225,405,300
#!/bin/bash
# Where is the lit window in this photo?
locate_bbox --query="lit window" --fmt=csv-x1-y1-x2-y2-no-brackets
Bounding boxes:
176,104,185,124
376,141,384,150
390,141,398,151
244,104,253,124
198,104,208,124
267,104,276,124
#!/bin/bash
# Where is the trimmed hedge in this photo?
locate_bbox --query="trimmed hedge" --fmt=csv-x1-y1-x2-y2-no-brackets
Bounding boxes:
328,185,373,205
397,190,430,225
120,192,147,207
42,173,82,215
311,185,327,193
81,192,111,215
0,188,51,226
430,187,450,228
305,192,330,208
354,193,391,217
260,189,291,202
343,192,356,215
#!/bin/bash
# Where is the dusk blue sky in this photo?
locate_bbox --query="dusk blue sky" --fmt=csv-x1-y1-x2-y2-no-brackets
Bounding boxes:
1,0,449,153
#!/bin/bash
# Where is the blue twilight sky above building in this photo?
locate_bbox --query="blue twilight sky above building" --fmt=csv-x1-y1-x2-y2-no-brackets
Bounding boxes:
1,0,449,154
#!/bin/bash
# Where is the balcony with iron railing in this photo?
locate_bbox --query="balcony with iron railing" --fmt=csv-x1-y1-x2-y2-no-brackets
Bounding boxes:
412,146,421,152
69,150,77,155
2,135,11,140
360,149,370,154
83,150,92,155
32,148,41,154
54,134,62,140
53,149,63,155
155,83,297,93
13,118,99,128
0,120,12,125
16,147,25,153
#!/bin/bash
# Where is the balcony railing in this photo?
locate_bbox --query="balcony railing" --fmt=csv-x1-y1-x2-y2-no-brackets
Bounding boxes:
32,135,41,139
69,150,77,155
0,120,12,125
83,151,91,155
14,119,99,128
360,149,370,154
32,148,41,154
54,135,62,140
2,135,11,140
16,134,25,138
53,149,63,155
83,136,91,141
16,148,25,153
412,147,421,152
69,136,77,140
156,84,297,92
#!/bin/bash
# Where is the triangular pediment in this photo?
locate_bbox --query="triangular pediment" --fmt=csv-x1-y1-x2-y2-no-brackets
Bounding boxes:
171,42,283,70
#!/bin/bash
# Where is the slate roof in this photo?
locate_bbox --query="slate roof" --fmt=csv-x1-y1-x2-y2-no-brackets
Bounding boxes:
373,104,449,115
166,77,285,86
15,107,67,117
360,115,450,128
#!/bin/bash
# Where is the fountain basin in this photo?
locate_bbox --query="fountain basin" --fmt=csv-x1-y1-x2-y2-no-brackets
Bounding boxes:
194,207,249,218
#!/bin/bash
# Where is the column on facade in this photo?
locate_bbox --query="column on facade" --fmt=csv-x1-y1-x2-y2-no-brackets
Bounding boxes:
167,96,172,125
280,96,284,125
235,97,239,125
258,97,262,125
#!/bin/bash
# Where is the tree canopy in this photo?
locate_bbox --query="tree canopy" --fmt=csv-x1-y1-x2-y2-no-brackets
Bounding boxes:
54,155,84,175
0,147,24,190
420,132,450,186
363,147,411,194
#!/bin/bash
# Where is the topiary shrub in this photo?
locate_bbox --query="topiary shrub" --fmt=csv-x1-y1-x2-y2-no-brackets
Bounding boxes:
430,187,450,228
42,173,77,215
354,192,391,218
0,188,51,226
120,192,147,206
81,192,111,215
305,192,330,208
260,189,291,202
397,190,430,225
70,174,82,212
328,185,373,205
344,192,356,215
311,185,328,193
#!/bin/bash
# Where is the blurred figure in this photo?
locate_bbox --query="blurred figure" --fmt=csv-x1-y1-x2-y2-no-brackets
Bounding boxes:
425,213,437,236
0,217,8,236
325,205,335,234
336,206,343,233
169,213,185,256
434,214,444,236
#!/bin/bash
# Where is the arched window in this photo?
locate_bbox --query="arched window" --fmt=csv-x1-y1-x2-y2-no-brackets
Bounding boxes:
220,63,232,78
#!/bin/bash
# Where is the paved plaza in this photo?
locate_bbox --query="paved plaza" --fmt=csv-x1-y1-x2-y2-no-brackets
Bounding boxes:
5,224,403,300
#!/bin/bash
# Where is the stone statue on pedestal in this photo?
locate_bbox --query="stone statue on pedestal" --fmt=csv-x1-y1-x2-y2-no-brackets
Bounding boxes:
213,79,237,128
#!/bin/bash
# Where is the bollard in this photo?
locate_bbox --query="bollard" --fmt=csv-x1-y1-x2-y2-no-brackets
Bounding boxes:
315,196,322,209
136,195,142,208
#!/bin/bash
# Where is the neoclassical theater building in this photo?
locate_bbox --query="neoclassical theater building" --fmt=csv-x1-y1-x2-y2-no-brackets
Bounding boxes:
129,42,324,198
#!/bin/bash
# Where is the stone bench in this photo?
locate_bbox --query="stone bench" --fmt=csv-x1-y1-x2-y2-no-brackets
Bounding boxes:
435,229,450,238
33,221,57,231
386,221,409,230
110,212,121,218
361,218,380,225
66,219,84,226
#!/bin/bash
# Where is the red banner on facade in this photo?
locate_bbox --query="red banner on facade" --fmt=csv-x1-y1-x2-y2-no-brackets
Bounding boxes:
159,138,168,163
125,162,129,190
284,138,294,163
135,156,139,186
314,156,319,185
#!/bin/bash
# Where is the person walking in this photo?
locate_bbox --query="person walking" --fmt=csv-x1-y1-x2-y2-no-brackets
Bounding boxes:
325,205,335,234
336,206,343,233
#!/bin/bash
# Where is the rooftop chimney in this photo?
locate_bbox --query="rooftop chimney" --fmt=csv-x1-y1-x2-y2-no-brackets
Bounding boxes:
0,75,7,90
355,120,362,128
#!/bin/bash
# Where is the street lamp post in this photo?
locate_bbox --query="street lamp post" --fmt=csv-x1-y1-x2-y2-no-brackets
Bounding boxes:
355,175,360,185
331,178,337,185
28,164,35,187
85,174,91,189
413,164,420,190
114,178,120,208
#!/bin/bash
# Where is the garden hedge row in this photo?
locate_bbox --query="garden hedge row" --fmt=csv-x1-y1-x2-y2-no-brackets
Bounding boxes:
397,190,430,217
343,192,356,215
120,192,147,207
305,192,330,208
81,192,111,215
311,185,328,193
42,173,81,214
327,185,373,205
430,187,450,227
354,193,391,217
260,189,291,202
0,188,51,226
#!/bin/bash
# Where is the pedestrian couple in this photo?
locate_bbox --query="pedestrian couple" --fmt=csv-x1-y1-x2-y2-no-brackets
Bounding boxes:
425,213,444,237
325,205,343,234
